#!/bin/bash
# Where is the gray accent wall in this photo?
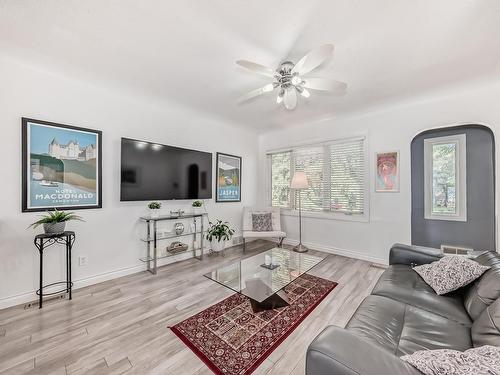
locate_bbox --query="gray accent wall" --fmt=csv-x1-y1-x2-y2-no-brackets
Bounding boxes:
411,125,495,251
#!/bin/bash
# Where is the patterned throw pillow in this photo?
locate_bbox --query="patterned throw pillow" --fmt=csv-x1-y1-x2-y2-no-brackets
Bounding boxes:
401,345,500,375
413,256,490,295
252,213,272,232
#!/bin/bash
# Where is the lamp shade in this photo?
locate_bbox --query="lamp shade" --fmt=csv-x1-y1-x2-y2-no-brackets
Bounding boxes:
290,171,309,189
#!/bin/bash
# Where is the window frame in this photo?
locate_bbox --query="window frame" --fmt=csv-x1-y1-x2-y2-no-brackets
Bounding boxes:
266,136,370,223
424,134,467,222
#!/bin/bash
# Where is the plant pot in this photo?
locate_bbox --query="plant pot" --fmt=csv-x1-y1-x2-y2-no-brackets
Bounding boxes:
192,207,204,215
43,222,66,234
150,209,160,218
211,240,226,253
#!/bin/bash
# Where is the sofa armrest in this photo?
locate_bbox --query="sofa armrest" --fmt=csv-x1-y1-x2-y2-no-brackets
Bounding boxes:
389,243,443,266
306,326,421,375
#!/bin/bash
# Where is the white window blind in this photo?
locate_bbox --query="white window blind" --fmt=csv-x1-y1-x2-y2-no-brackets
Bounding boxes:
293,146,325,211
270,152,291,208
330,139,365,214
268,137,367,215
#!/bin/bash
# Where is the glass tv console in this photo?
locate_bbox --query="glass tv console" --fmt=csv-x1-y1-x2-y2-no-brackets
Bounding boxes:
139,213,207,274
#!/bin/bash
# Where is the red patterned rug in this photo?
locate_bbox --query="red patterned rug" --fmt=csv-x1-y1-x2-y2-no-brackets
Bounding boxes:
170,274,337,375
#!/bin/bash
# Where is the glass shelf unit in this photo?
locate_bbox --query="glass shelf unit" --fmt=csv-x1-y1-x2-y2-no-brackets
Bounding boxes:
139,213,207,221
140,230,207,243
139,247,203,262
140,213,207,275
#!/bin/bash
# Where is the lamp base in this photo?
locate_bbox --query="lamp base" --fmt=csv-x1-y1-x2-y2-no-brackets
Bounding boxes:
293,243,309,253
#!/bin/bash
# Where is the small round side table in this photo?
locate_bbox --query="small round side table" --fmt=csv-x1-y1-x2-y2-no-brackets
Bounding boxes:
33,231,75,309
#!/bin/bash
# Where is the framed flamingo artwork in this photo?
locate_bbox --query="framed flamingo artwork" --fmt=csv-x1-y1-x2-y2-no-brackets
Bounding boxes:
375,151,399,192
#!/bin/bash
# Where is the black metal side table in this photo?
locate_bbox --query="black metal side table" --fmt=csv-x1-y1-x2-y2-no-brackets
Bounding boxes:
34,231,75,308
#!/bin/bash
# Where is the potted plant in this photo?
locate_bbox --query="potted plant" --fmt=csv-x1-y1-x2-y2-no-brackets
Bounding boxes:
192,200,203,214
28,209,84,234
206,219,235,253
148,202,161,218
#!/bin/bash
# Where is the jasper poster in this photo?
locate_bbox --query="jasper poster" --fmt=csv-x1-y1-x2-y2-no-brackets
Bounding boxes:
216,152,241,202
22,118,102,212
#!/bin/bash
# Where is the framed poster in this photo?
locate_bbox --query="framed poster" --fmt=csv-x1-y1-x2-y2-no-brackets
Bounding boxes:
216,152,241,202
22,118,102,212
375,151,399,192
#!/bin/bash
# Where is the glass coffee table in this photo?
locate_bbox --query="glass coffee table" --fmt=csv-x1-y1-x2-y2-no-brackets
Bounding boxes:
204,247,325,312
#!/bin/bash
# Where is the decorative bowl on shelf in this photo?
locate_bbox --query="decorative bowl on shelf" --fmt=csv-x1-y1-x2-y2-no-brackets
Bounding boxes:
170,210,185,217
167,241,188,254
174,222,185,235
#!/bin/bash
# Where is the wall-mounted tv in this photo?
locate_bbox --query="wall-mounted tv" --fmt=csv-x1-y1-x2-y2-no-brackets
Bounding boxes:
120,138,212,201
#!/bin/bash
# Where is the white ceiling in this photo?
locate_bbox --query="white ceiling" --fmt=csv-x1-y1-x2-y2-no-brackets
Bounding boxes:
1,0,500,131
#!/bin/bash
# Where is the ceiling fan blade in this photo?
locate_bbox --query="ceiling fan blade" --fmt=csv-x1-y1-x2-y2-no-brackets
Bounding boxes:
236,60,275,78
283,88,297,110
292,44,334,75
237,83,275,104
303,77,347,94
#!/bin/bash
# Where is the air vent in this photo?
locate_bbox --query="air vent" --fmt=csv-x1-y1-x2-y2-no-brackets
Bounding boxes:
441,244,474,256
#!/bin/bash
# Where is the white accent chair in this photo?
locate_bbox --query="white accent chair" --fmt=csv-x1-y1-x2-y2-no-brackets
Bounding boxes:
242,207,286,252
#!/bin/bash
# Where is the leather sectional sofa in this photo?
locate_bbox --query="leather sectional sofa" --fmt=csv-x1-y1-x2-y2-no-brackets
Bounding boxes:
306,243,500,375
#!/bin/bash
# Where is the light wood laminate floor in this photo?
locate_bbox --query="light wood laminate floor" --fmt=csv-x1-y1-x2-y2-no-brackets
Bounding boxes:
0,240,385,375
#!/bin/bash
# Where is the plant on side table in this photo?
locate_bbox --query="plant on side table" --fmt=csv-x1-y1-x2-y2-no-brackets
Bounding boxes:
28,209,84,234
192,200,204,214
148,202,161,218
206,219,235,253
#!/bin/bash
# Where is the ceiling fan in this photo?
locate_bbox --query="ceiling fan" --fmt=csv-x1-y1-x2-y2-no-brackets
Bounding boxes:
236,44,347,110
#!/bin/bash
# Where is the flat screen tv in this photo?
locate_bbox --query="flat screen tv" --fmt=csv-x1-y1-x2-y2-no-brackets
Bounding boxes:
120,138,212,201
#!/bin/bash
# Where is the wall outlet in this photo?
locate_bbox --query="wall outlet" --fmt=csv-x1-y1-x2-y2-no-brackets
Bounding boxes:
78,256,88,266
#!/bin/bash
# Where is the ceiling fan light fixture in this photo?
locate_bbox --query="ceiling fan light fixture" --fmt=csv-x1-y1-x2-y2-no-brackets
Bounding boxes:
236,44,346,111
291,75,302,86
277,89,285,104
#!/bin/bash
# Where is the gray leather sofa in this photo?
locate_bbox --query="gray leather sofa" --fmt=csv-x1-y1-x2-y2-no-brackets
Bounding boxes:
306,243,500,375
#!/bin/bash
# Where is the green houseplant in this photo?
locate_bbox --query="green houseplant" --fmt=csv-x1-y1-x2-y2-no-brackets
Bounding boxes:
28,209,84,234
148,202,161,218
206,219,235,253
192,200,203,207
192,200,203,214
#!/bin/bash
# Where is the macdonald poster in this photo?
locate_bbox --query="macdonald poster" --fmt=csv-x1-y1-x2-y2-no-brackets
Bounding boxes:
22,118,102,212
216,152,241,202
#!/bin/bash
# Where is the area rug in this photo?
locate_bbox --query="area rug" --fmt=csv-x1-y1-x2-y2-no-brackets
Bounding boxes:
170,274,337,375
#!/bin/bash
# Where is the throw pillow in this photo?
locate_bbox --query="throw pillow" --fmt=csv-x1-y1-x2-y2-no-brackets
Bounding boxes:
252,213,272,232
413,256,490,295
401,345,500,375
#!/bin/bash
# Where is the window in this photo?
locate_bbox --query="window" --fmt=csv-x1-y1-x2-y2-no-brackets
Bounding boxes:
424,134,466,221
268,137,367,217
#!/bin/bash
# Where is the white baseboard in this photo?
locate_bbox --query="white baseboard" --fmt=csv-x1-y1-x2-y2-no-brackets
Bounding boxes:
0,263,148,310
0,243,234,310
282,238,388,266
2,238,371,310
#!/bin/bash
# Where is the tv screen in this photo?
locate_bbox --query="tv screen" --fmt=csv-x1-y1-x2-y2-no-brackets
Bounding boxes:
120,138,212,201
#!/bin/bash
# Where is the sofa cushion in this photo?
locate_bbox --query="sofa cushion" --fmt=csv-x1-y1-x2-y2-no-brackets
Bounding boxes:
401,345,500,375
472,298,500,347
306,326,422,375
346,295,472,357
413,256,490,295
372,265,472,325
463,251,500,320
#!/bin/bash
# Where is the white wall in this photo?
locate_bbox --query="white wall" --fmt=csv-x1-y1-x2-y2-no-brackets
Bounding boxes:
0,57,259,309
2,53,500,310
258,78,500,264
